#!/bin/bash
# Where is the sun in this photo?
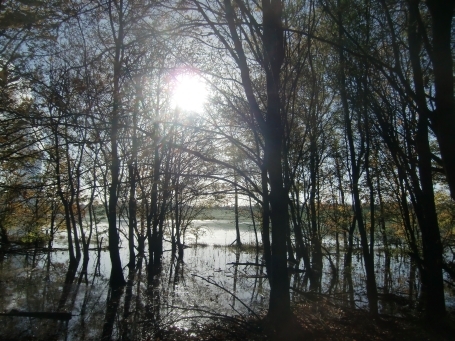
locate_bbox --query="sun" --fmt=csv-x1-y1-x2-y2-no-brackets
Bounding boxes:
171,73,208,114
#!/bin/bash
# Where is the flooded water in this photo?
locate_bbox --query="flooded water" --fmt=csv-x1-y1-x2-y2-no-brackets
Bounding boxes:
0,216,454,340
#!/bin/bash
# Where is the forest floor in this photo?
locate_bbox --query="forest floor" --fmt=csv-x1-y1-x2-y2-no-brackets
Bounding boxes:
157,299,455,341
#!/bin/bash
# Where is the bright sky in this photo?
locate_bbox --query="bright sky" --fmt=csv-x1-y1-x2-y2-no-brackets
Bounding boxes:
171,73,208,114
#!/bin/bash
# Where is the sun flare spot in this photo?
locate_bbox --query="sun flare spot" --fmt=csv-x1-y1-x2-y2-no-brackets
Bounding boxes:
171,73,208,114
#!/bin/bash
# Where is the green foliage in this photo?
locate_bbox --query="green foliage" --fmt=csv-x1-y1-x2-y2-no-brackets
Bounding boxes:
19,229,50,244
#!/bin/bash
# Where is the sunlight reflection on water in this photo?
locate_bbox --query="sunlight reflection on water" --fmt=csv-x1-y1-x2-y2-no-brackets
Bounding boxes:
0,218,454,340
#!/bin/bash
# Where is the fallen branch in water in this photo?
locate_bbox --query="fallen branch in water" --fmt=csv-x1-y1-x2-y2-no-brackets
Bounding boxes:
227,261,265,267
191,274,260,319
242,274,267,279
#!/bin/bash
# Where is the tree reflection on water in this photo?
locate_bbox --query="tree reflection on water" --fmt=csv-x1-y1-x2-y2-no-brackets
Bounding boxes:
0,224,453,340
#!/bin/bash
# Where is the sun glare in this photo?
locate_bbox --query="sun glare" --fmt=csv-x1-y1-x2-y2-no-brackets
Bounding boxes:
171,73,208,114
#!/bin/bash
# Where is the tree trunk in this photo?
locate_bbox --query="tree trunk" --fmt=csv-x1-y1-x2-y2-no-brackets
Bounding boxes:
248,194,260,256
66,142,80,262
289,197,310,271
234,169,241,246
425,0,455,200
344,215,356,268
344,109,378,315
408,1,446,318
107,0,126,287
414,114,445,318
309,139,322,285
148,141,161,274
128,162,137,269
220,0,290,321
261,165,271,275
54,128,76,266
262,0,290,321
338,3,378,314
155,147,172,267
127,96,139,269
